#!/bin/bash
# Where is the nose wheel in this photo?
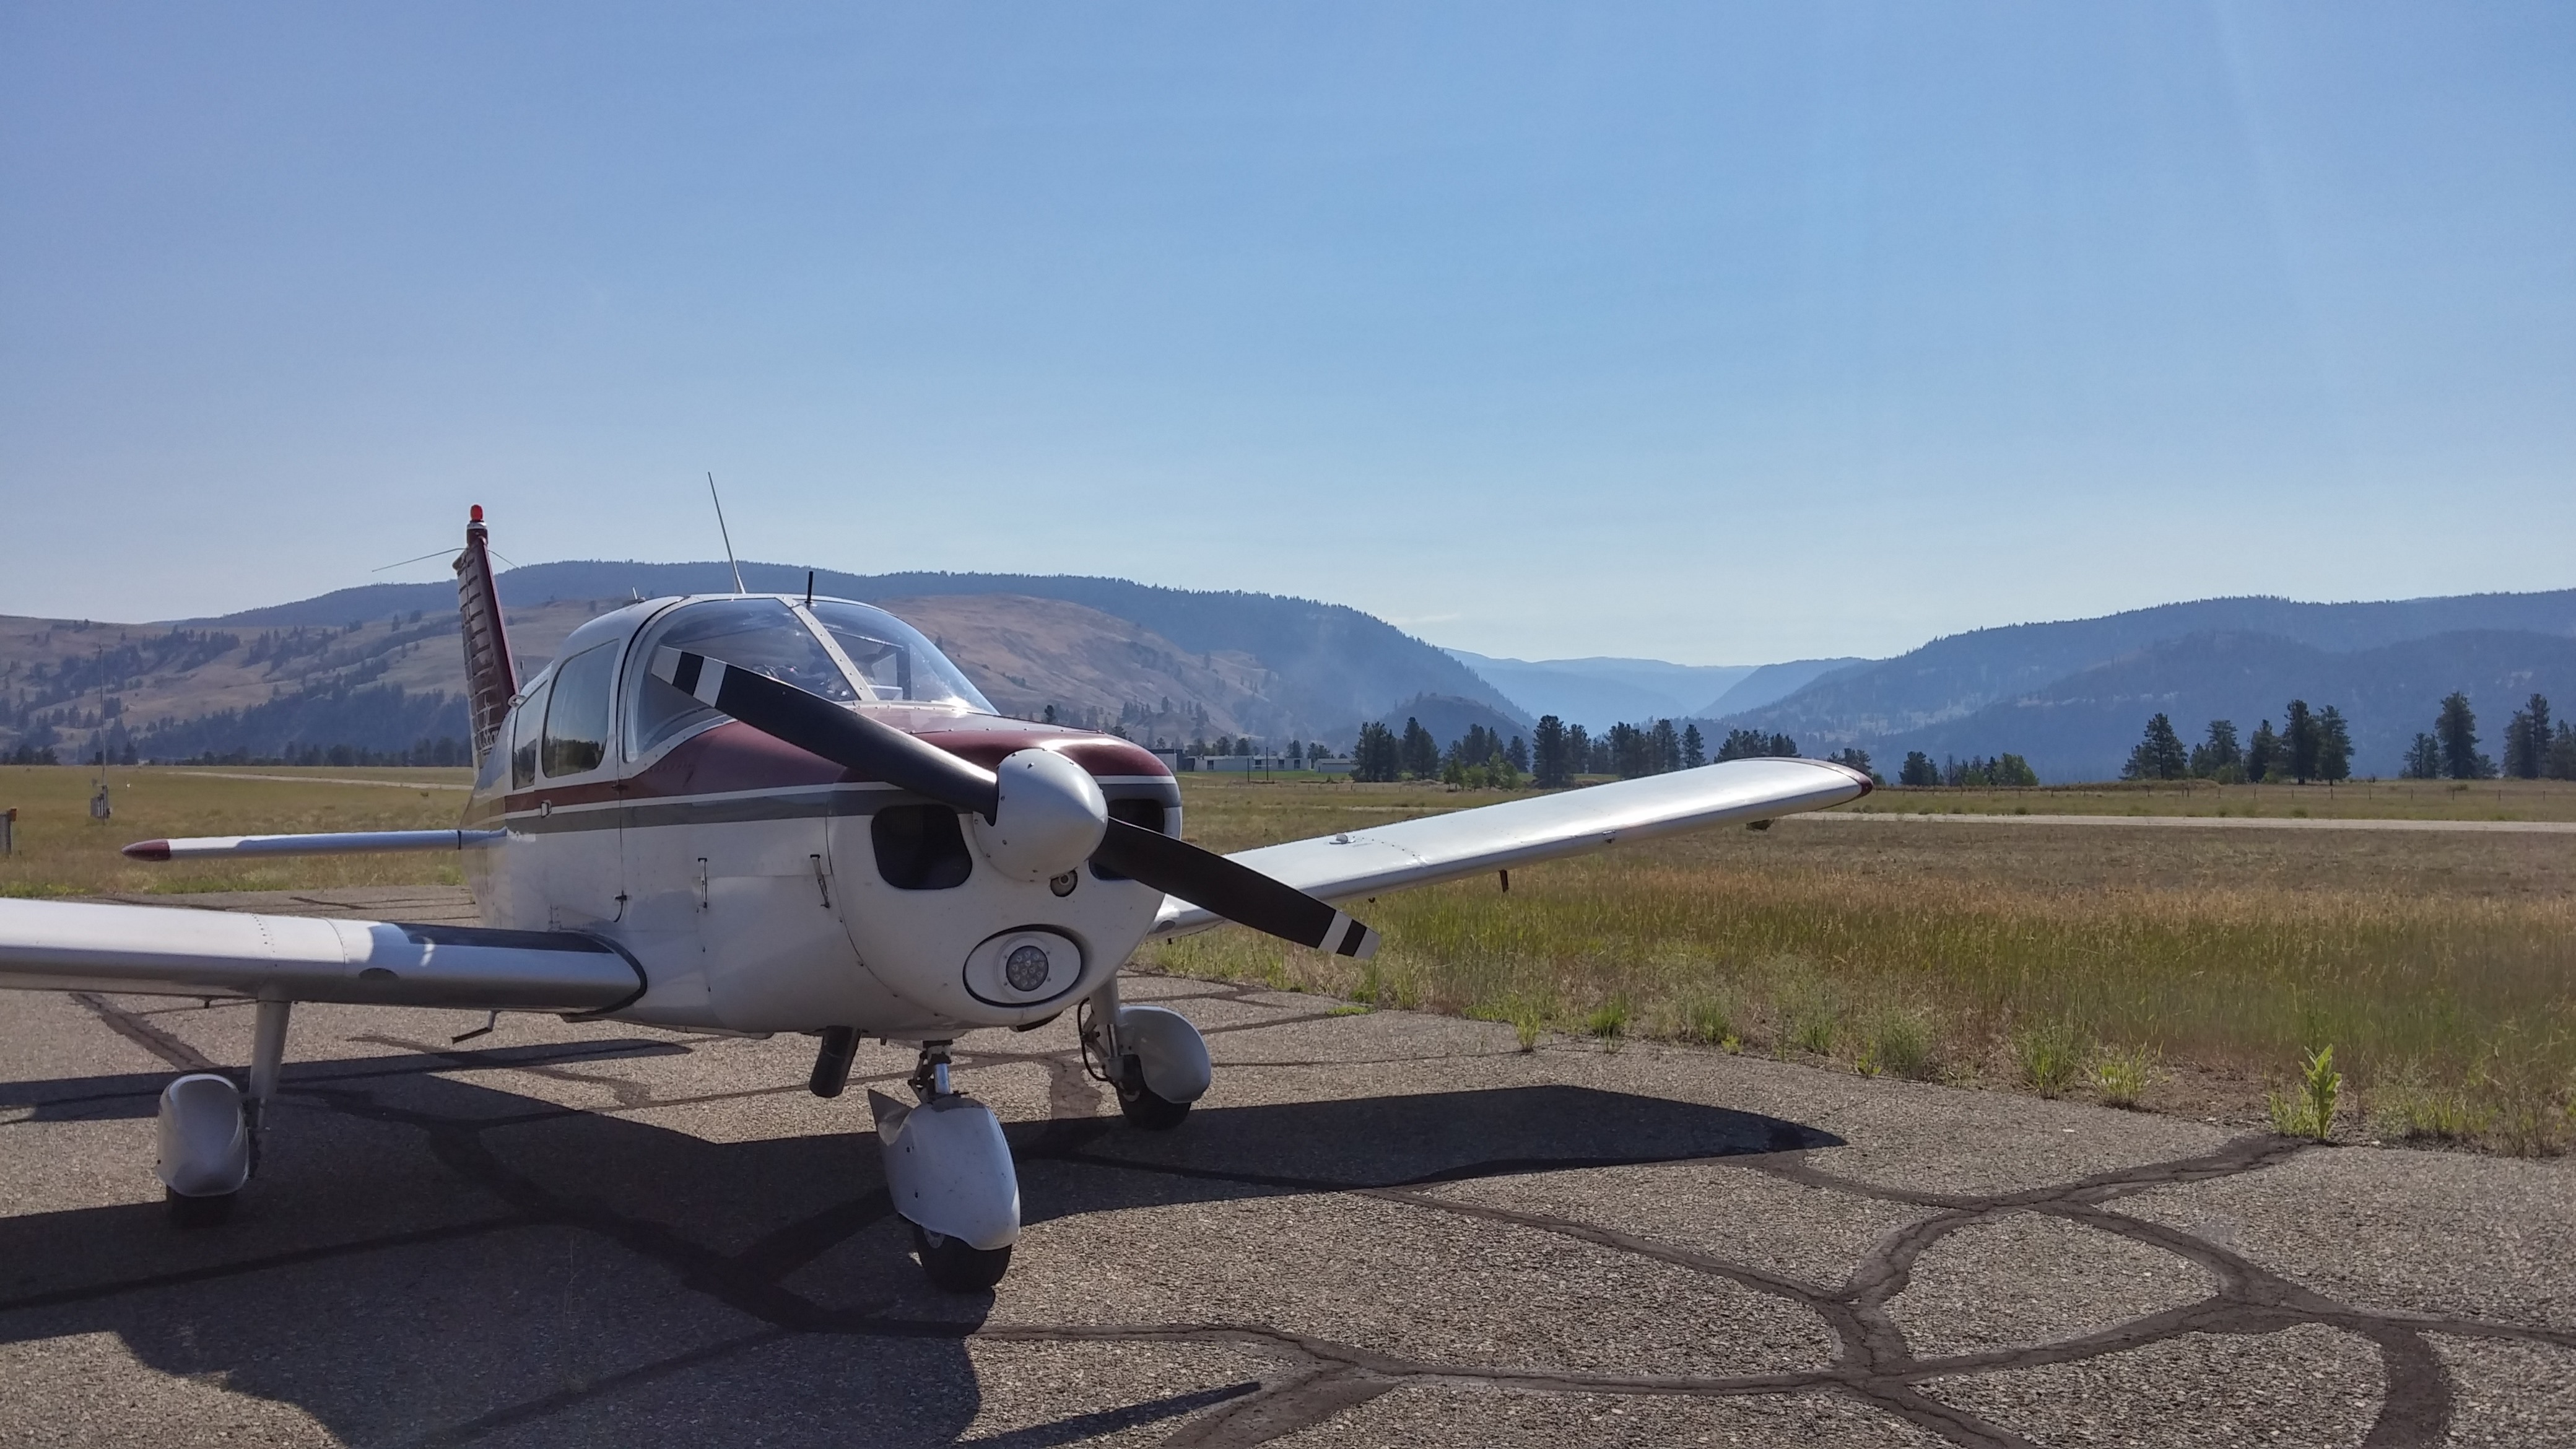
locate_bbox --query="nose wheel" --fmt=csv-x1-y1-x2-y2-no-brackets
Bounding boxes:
1080,986,1208,1132
911,1221,1012,1292
871,1041,1022,1294
1114,1058,1192,1129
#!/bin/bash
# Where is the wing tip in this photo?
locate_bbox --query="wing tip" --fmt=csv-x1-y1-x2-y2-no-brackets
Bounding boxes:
121,840,172,862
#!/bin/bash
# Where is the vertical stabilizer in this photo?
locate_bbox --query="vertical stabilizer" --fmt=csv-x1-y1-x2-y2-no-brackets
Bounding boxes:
453,505,518,763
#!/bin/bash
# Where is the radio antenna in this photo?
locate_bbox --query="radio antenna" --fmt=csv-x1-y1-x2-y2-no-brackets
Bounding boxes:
707,472,745,594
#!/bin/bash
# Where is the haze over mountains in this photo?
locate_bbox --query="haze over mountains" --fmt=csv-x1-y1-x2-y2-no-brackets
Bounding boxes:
1700,591,2576,780
2,558,2568,782
1447,650,1861,731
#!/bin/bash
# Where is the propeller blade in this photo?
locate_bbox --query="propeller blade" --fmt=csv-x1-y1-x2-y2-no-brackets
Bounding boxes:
650,646,1375,957
648,648,1000,818
1092,817,1380,960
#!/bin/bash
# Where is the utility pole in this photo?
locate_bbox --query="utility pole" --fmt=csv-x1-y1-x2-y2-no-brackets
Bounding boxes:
89,647,111,823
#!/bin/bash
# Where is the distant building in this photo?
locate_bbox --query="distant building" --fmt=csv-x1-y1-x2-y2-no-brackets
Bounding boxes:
1198,755,1295,774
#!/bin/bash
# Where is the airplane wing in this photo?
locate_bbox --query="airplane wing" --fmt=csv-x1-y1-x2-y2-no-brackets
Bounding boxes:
1150,757,1869,940
0,898,642,1012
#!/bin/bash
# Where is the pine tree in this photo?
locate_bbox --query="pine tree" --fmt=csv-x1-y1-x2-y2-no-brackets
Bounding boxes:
2247,720,2280,783
2549,721,2576,781
1650,718,1681,774
1829,747,1879,783
1506,734,1529,772
2436,692,2492,779
2123,713,2190,781
1353,721,1401,781
2284,700,2318,784
1565,723,1590,778
2315,707,2352,783
1400,717,1438,778
2190,720,2243,780
2504,694,2551,780
1899,750,1939,786
1681,723,1705,768
2401,732,2443,780
1532,715,1569,788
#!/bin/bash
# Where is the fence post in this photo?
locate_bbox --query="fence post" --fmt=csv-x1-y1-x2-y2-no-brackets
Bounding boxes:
2,807,14,855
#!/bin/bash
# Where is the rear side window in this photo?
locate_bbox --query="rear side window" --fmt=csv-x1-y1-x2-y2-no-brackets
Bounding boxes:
509,675,552,790
542,644,617,778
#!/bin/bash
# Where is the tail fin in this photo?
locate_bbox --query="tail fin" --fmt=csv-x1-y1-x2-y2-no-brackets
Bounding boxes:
453,505,518,763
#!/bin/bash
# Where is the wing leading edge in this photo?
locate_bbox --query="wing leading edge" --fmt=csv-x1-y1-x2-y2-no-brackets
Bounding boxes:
0,899,642,1012
1150,756,1869,940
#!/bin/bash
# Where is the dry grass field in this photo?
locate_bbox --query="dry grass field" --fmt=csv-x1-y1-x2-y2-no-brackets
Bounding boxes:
1847,777,2576,821
1149,776,2576,1155
2,764,2567,1154
0,764,472,898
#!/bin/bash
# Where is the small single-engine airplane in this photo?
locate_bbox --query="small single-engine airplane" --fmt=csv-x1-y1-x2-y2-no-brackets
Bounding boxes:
0,509,1868,1289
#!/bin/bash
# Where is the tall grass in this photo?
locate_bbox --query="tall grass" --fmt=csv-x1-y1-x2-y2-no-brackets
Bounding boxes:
1147,781,2576,1154
1,765,472,898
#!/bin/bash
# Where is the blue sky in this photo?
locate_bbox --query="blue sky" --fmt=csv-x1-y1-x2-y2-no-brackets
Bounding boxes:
3,2,2569,663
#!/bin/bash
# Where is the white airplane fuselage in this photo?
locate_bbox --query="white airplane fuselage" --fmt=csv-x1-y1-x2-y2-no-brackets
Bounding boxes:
459,595,1181,1041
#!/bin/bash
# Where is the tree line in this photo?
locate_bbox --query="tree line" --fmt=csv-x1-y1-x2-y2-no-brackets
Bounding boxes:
2122,703,2353,783
2118,690,2576,783
1350,713,1816,789
1897,751,2037,787
2403,692,2576,781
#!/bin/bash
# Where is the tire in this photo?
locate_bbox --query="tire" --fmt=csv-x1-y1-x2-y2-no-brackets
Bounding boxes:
166,1188,235,1229
1116,1056,1192,1131
911,1221,1012,1293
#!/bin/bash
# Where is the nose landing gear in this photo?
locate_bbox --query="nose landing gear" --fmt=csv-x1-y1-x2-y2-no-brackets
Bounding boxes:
1078,980,1211,1131
871,1040,1018,1293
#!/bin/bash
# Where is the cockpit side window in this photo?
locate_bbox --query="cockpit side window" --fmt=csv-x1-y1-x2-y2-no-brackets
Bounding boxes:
626,598,858,759
509,673,552,790
807,600,995,711
541,643,618,778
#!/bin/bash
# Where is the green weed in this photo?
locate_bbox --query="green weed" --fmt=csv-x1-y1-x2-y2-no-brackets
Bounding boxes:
2091,1044,2157,1109
2016,1019,2086,1099
2270,1045,2341,1140
1677,993,1735,1046
1585,996,1631,1040
1866,1009,1937,1081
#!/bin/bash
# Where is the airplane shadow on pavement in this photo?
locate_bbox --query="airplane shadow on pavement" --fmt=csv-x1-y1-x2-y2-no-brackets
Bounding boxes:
0,1039,1841,1447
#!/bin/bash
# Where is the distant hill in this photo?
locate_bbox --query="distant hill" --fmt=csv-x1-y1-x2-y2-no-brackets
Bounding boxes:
1378,694,1533,751
3,562,1513,761
1443,650,1748,731
1863,629,2576,781
1707,590,2576,780
1695,658,1869,718
183,559,1517,744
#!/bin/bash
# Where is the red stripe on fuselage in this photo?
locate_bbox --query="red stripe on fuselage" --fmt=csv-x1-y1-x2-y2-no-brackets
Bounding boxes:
495,716,1171,814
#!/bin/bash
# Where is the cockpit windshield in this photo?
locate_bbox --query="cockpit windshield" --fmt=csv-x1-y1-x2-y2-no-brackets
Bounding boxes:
806,600,993,712
625,596,993,759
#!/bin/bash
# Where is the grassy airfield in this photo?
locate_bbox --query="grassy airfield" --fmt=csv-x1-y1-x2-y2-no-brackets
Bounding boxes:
1152,775,2576,1155
0,764,472,898
1,764,2567,1153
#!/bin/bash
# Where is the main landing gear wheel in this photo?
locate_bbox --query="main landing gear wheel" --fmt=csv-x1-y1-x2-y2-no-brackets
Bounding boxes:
165,1187,237,1228
1116,1056,1192,1131
911,1222,1012,1293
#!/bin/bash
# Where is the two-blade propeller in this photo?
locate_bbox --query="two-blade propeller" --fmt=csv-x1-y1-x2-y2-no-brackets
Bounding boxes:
648,648,1380,959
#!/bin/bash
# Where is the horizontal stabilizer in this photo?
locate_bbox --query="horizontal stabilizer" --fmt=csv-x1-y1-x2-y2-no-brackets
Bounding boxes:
123,830,507,861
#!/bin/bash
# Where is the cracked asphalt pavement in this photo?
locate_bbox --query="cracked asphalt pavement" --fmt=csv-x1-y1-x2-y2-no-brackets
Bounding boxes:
3,888,2572,1447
